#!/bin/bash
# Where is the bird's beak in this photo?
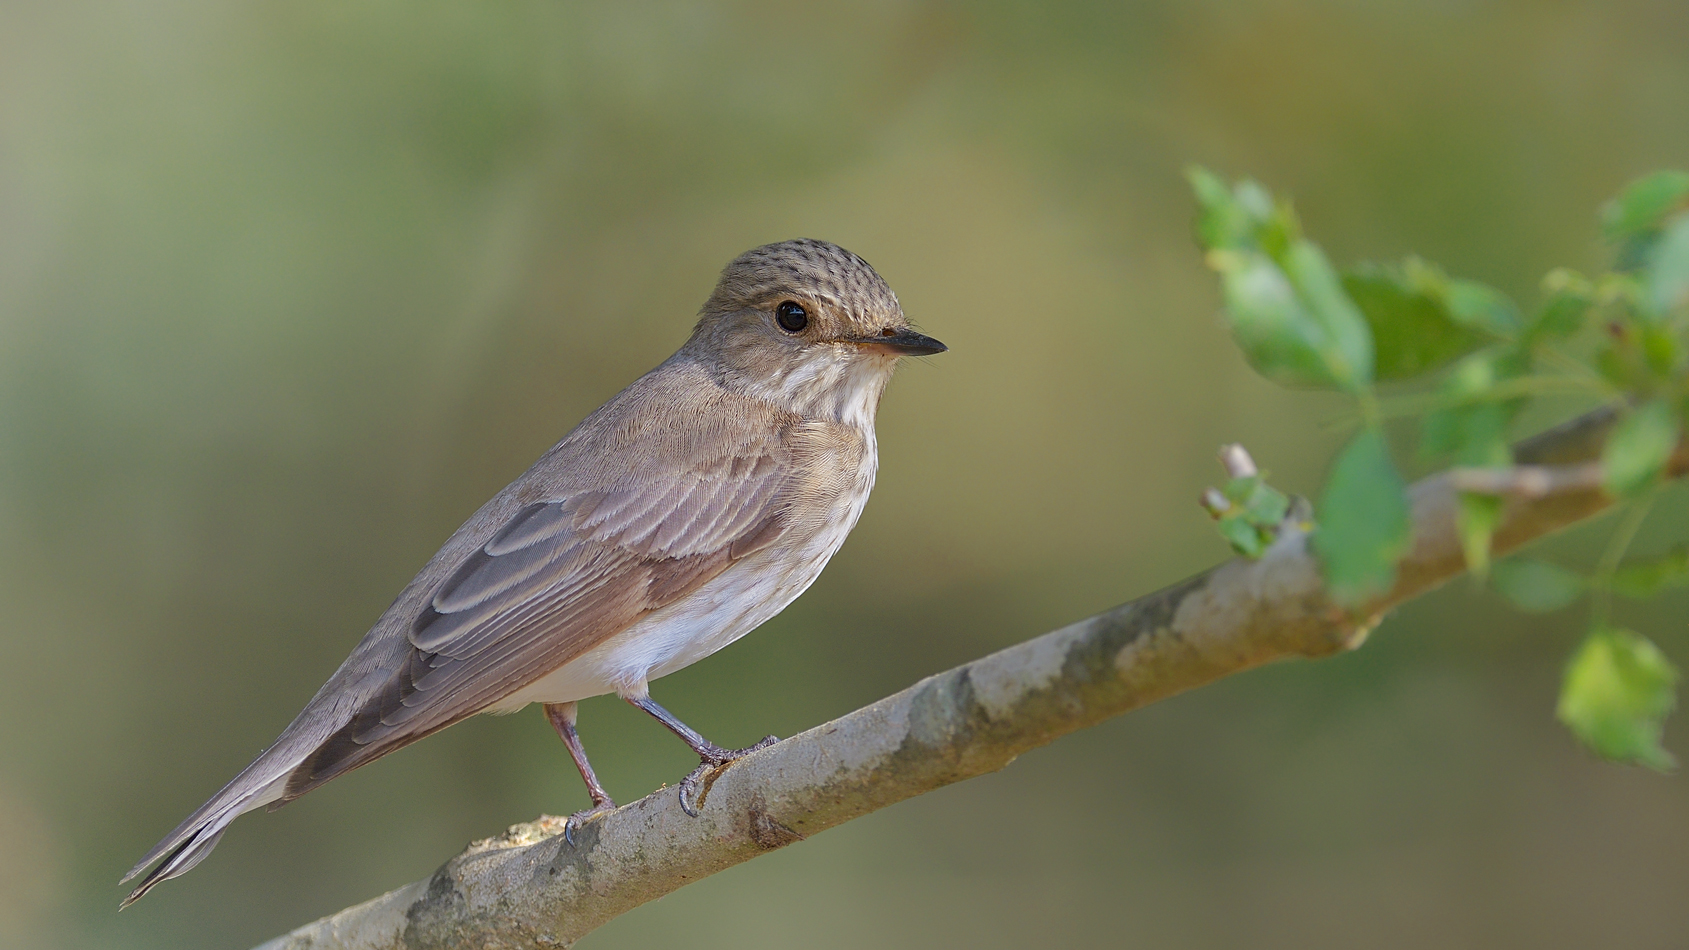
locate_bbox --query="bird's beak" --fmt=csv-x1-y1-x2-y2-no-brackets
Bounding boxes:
850,329,948,356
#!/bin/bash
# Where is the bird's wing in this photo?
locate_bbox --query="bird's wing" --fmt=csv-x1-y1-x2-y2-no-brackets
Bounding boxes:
280,429,794,799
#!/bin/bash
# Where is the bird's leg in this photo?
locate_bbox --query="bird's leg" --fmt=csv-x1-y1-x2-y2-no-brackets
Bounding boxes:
544,702,616,846
624,694,779,816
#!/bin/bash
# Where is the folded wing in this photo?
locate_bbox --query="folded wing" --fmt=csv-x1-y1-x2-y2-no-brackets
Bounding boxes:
281,441,791,800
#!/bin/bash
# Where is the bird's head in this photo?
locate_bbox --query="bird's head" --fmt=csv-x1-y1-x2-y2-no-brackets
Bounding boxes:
684,239,945,424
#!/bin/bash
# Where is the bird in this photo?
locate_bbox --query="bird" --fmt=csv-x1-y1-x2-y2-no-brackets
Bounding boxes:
120,238,945,907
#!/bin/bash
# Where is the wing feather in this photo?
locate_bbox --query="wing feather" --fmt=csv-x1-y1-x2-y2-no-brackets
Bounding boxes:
282,421,797,800
483,501,575,556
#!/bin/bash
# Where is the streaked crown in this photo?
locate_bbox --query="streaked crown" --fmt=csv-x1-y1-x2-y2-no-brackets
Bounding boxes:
699,238,902,332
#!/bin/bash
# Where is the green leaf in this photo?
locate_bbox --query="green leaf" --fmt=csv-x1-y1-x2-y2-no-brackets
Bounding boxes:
1602,170,1689,264
1342,264,1488,379
1237,480,1290,526
1444,279,1522,337
1213,474,1292,559
1281,242,1374,389
1191,170,1374,392
1313,427,1413,605
1602,399,1681,498
1490,558,1585,612
1645,213,1689,317
1458,492,1503,577
1419,349,1529,466
1212,248,1375,391
1443,349,1498,398
1423,401,1514,467
1530,270,1595,340
1188,166,1263,251
1339,258,1518,380
1608,547,1689,599
1217,514,1271,558
1216,251,1349,389
1558,627,1679,770
1640,326,1681,376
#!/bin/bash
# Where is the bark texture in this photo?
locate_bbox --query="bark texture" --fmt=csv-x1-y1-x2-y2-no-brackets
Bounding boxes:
257,406,1673,950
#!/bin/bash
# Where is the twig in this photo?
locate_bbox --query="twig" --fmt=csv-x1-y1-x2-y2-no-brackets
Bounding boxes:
1446,461,1604,498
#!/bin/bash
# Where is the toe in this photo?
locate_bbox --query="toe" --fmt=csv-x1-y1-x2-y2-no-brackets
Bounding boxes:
677,764,710,817
563,803,616,847
675,738,781,816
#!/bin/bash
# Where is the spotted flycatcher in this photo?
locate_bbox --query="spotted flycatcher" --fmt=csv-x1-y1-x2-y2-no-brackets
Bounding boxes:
122,238,945,906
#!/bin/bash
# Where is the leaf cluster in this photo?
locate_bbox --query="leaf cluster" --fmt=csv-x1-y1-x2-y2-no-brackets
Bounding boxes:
1189,168,1689,769
1204,472,1293,558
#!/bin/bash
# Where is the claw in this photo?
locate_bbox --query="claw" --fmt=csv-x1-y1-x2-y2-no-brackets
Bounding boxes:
563,801,617,847
675,735,781,816
678,763,712,817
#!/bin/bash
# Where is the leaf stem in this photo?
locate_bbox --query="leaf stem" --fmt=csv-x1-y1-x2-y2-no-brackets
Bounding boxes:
1535,347,1621,396
1590,491,1657,630
1329,374,1616,429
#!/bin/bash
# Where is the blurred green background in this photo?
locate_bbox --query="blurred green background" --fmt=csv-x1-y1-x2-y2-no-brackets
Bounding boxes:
3,1,1688,947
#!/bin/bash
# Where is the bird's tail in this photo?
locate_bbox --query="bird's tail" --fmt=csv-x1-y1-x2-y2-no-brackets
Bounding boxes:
119,754,294,909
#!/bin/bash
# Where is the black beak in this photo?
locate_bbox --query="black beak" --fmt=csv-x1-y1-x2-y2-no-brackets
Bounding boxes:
854,328,948,356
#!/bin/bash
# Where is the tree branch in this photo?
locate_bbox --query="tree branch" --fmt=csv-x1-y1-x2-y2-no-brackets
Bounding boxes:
256,406,1674,950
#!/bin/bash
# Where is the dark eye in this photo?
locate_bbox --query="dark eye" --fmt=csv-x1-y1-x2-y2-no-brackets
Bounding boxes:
775,300,808,333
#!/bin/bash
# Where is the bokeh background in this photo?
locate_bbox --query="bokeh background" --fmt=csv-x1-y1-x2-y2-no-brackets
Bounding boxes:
4,1,1689,947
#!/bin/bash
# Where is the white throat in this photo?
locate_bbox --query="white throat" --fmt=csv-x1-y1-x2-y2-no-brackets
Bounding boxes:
745,346,896,428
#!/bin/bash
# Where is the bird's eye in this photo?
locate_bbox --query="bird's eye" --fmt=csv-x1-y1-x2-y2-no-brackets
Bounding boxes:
775,301,808,333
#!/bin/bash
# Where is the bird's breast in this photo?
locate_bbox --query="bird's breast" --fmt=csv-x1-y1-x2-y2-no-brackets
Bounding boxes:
485,421,878,709
632,418,879,682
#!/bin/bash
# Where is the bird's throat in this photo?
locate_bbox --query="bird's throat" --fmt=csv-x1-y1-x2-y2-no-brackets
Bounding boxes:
748,348,895,428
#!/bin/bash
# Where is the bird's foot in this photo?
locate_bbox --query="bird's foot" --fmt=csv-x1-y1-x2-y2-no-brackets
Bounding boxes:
563,800,618,847
677,734,780,817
